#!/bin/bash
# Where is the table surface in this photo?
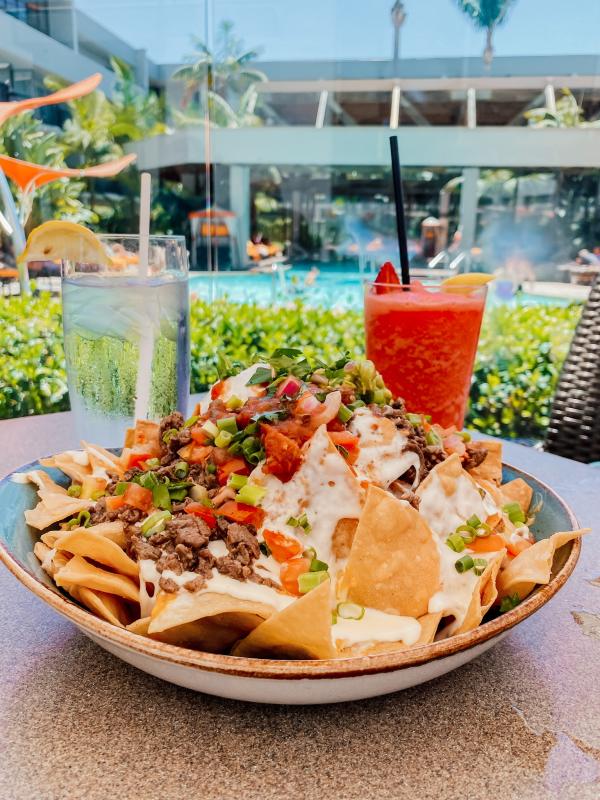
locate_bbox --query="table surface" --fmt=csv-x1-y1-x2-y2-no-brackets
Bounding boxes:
1,410,599,800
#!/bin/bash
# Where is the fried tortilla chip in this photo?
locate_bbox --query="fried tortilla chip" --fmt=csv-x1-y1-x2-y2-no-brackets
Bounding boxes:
332,518,358,561
39,453,91,484
501,478,533,516
341,485,440,618
466,440,503,485
25,489,93,531
127,420,161,455
233,580,336,659
148,590,280,635
54,554,139,603
69,585,129,627
81,441,125,479
53,528,138,578
337,611,443,656
128,616,247,652
450,551,504,636
497,529,588,601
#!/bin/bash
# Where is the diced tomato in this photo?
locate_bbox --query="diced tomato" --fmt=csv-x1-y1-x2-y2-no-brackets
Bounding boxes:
327,417,346,433
211,380,225,400
190,426,211,445
211,447,232,466
105,494,126,512
178,443,213,464
374,261,401,294
122,483,153,512
469,533,506,554
262,425,302,482
215,501,265,528
236,395,281,429
263,529,303,563
126,452,154,470
280,557,311,596
507,538,532,557
217,458,250,486
185,502,217,528
328,431,360,464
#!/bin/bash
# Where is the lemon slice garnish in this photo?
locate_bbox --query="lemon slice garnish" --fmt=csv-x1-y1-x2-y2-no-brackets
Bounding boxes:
18,221,111,266
441,272,494,288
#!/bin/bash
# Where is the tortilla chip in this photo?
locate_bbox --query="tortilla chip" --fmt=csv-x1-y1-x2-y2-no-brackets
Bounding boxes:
34,542,70,577
332,518,358,561
23,470,67,495
501,478,533,516
475,478,505,507
128,616,246,652
466,440,503,485
451,551,504,635
25,493,93,530
39,453,91,484
341,485,440,618
148,590,277,634
54,554,139,603
337,611,443,656
128,420,161,456
69,585,129,627
53,528,138,578
497,529,588,601
233,580,336,660
81,441,125,478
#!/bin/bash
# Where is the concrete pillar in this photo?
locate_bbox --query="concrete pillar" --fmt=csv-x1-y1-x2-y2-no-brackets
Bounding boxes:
458,167,479,259
229,165,251,267
48,0,77,50
134,49,149,91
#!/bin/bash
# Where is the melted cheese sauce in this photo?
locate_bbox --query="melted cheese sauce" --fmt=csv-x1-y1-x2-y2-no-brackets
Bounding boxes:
333,608,421,647
349,408,421,488
252,424,363,569
207,540,228,558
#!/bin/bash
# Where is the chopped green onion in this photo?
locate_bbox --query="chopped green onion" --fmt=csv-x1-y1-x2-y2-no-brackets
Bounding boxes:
259,541,271,557
65,518,80,529
141,510,172,537
426,429,442,446
162,428,179,444
169,489,188,502
466,514,482,529
502,502,526,525
91,490,105,501
473,558,488,576
455,555,475,573
372,389,387,405
76,510,91,528
446,533,466,552
475,522,492,538
136,471,158,490
201,420,219,439
173,461,189,480
499,593,521,613
246,448,265,466
236,483,267,507
478,487,486,499
310,558,329,572
216,416,238,434
298,513,311,532
459,430,471,442
145,457,160,469
336,444,349,459
303,546,317,560
336,602,365,620
298,571,329,594
406,413,424,426
227,441,243,456
184,414,199,427
287,516,299,527
244,422,258,436
152,482,172,511
67,485,82,498
315,391,327,402
337,403,353,423
456,524,476,544
114,481,128,496
348,399,366,410
206,463,216,474
228,473,248,490
331,611,338,625
225,395,243,410
214,430,234,448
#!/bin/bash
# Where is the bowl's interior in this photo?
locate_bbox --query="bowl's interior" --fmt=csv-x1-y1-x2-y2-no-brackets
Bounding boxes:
0,457,580,674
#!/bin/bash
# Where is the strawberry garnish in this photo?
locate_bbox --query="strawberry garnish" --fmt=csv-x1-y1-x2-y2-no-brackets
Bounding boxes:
374,261,401,294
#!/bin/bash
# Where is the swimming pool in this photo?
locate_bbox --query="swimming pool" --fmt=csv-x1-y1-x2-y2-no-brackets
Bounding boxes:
188,264,576,310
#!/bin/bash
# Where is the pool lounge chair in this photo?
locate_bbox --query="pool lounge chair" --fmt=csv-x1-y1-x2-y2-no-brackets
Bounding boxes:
544,276,600,463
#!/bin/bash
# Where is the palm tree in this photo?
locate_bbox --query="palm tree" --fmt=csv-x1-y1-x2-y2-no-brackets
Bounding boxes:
172,20,267,127
455,1,516,66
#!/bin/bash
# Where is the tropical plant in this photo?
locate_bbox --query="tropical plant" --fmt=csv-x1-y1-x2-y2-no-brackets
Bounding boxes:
172,20,266,127
454,0,516,65
524,88,600,129
108,56,167,142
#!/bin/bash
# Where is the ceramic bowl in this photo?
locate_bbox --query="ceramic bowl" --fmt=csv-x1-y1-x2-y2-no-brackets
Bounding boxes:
0,459,581,705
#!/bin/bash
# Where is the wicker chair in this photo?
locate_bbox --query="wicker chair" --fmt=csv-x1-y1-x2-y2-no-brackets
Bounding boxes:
544,276,600,463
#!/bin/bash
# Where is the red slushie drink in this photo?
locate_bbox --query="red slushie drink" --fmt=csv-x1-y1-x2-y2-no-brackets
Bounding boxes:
364,264,487,429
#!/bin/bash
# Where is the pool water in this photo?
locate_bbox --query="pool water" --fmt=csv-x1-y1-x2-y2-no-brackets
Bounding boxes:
188,264,575,311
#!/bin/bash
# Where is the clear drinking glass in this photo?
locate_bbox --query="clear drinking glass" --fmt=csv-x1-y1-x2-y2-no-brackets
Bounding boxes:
61,235,190,446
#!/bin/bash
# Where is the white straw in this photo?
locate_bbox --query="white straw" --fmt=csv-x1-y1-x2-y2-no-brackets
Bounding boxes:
138,171,151,279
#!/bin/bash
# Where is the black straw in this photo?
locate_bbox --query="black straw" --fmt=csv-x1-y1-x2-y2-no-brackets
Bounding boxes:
389,135,410,285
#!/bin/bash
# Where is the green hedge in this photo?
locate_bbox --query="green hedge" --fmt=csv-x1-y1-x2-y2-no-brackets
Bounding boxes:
0,292,581,440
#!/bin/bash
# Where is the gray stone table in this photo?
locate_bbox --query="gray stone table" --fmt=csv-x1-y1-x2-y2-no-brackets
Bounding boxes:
1,410,599,800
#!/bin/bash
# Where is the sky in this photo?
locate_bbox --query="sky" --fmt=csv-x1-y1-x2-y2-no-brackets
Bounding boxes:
75,0,600,65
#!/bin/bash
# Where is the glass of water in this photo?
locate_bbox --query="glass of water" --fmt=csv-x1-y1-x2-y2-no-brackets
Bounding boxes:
61,235,190,446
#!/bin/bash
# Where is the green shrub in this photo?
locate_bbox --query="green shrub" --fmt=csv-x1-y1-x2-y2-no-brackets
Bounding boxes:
0,292,581,442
